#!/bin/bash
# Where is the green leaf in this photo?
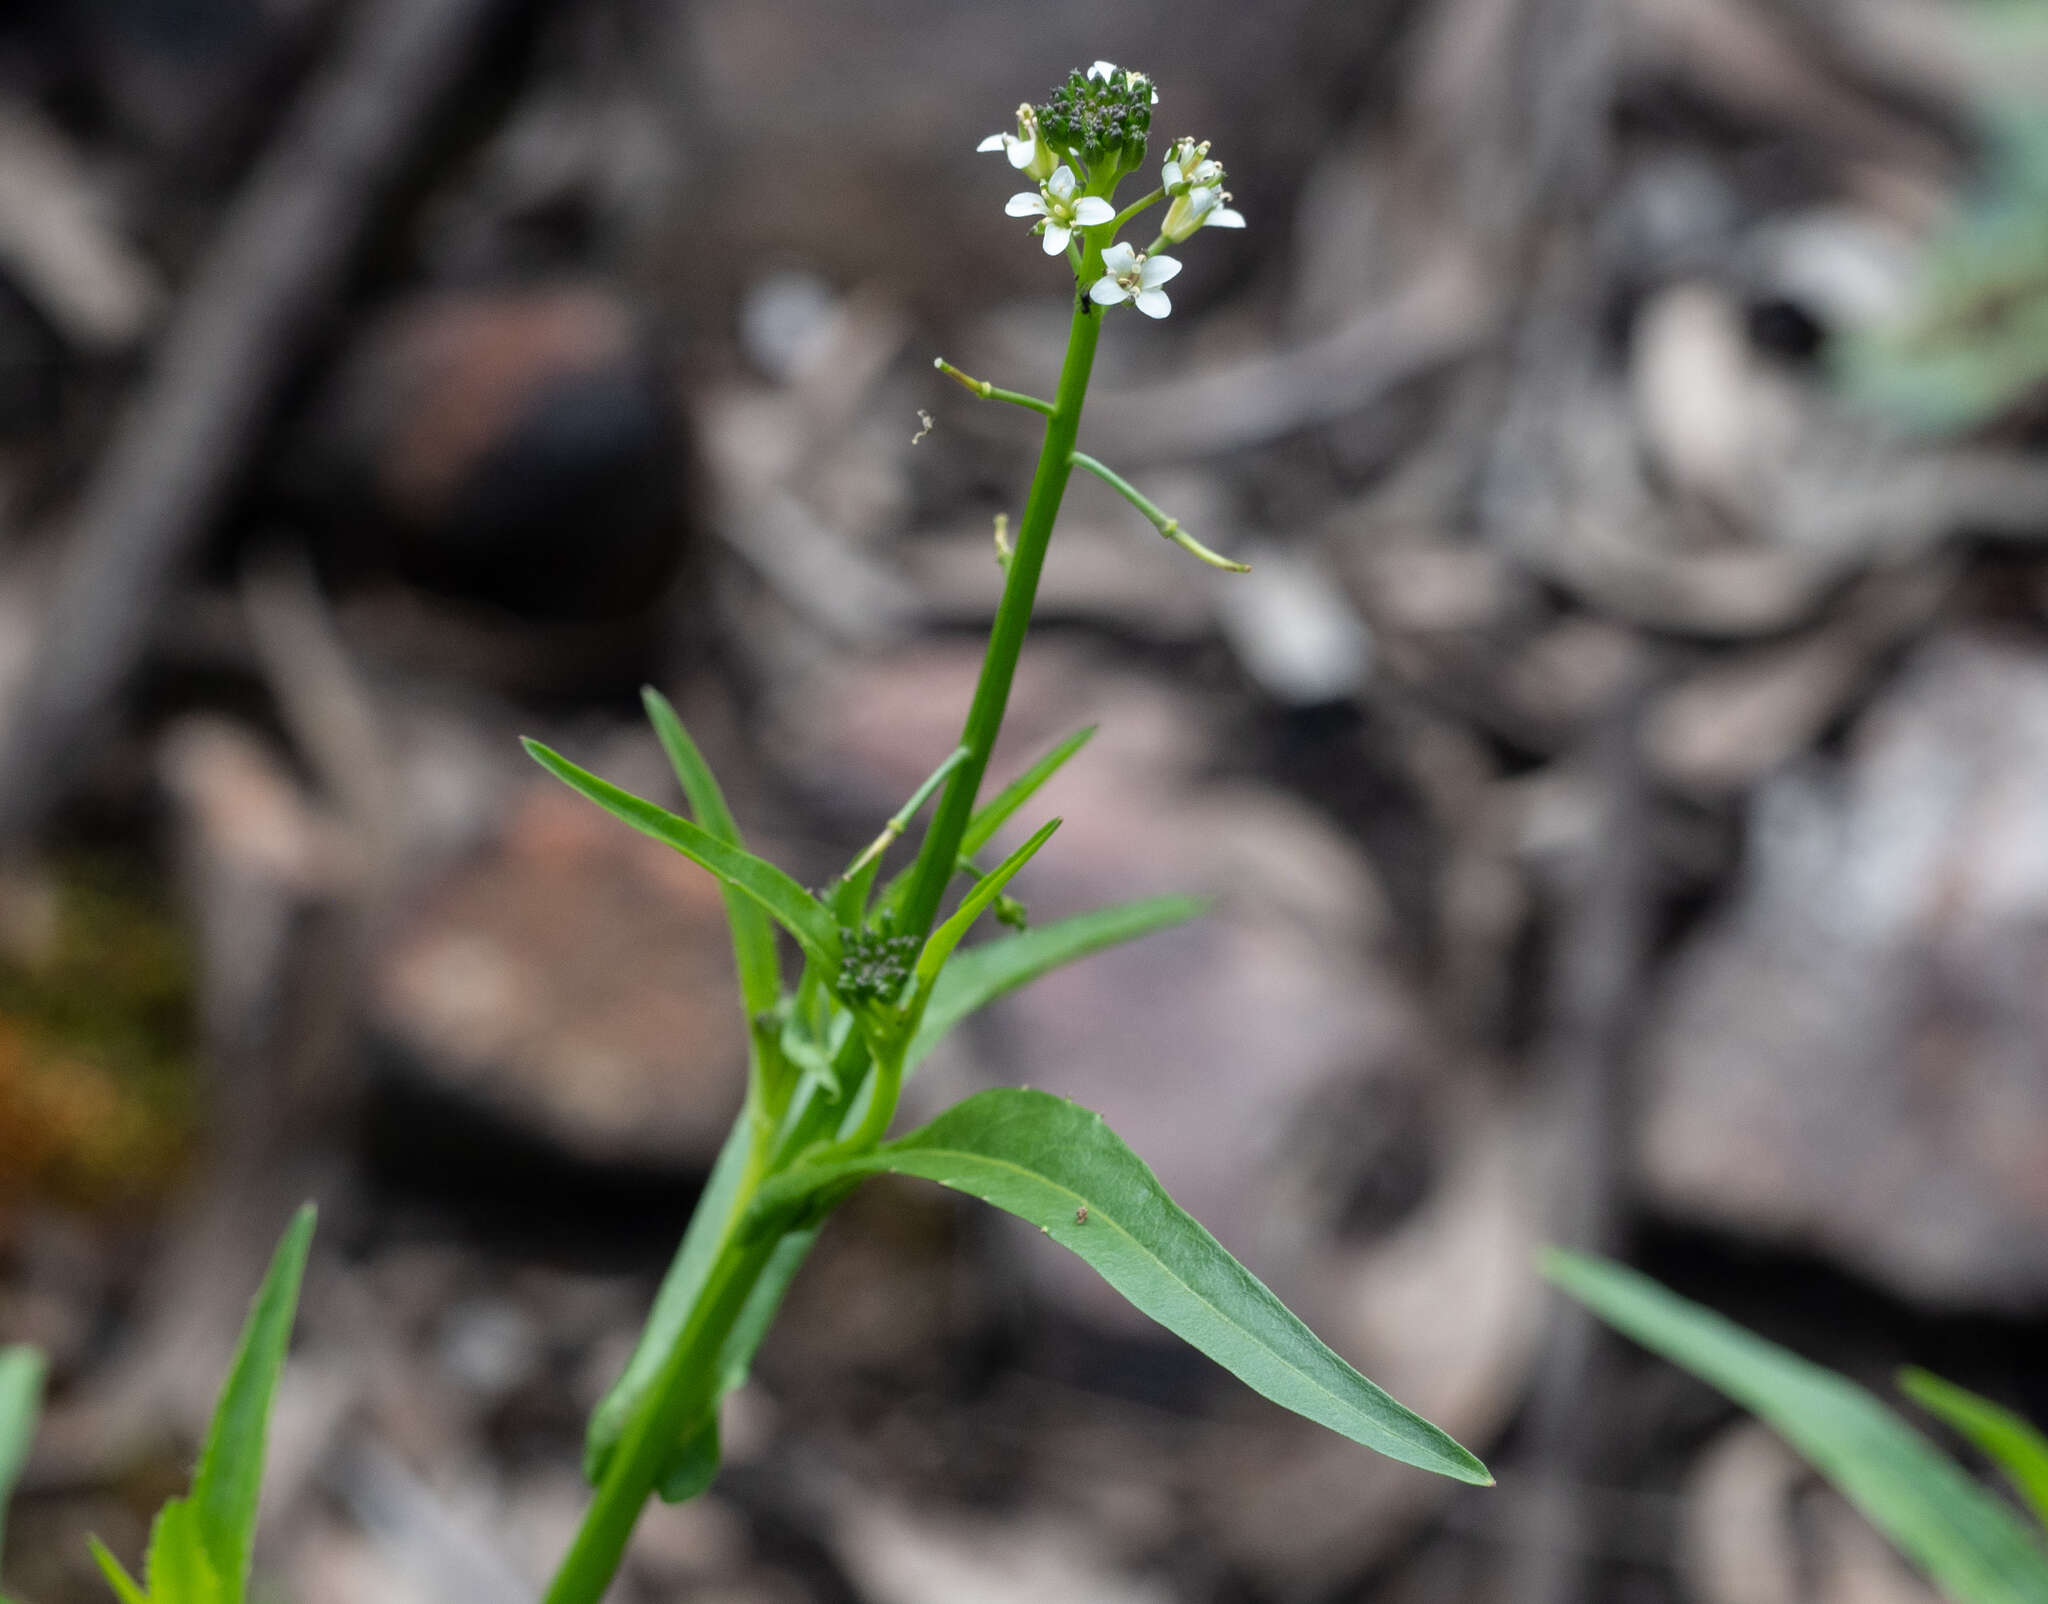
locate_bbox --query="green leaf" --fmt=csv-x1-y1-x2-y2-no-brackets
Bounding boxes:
642,688,781,1016
654,1415,721,1505
652,1225,821,1503
145,1500,224,1604
1546,1251,2048,1604
0,1344,44,1574
89,1537,149,1604
587,1118,754,1486
189,1204,315,1599
960,726,1095,859
754,1088,1491,1485
1901,1369,2048,1535
905,896,1206,1078
524,739,841,975
911,820,1059,995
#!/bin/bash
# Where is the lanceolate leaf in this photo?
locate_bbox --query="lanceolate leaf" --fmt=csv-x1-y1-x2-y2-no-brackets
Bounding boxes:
0,1344,45,1574
190,1204,316,1598
652,1225,821,1503
88,1537,148,1604
587,1118,755,1485
1547,1251,2048,1604
1901,1369,2048,1535
642,688,781,1015
753,1088,1491,1485
146,1500,224,1604
524,739,840,974
960,726,1095,858
912,820,1059,994
905,896,1205,1078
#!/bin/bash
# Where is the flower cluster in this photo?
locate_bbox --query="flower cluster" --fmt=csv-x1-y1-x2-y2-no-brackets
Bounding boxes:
978,64,1244,321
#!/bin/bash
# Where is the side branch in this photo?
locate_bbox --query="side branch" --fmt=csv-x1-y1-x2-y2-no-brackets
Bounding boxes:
934,358,1055,416
1068,451,1251,572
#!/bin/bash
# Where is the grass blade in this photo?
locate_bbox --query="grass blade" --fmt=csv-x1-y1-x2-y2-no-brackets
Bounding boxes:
754,1088,1491,1484
1901,1369,2048,1535
1547,1251,2048,1604
524,739,840,974
189,1204,315,1598
0,1345,44,1575
642,688,781,1015
905,896,1206,1077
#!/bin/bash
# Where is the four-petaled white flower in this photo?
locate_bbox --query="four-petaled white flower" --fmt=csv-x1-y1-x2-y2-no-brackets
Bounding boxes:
1006,164,1115,256
977,103,1053,180
1089,242,1182,318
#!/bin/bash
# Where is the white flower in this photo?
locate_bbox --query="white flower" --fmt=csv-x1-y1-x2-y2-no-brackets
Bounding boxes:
1086,59,1118,81
1006,163,1115,255
977,103,1053,180
1088,242,1182,318
1159,138,1244,242
1161,138,1220,194
1163,183,1244,241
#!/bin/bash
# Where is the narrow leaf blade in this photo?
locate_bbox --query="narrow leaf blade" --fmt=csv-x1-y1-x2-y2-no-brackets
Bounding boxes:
642,687,781,1015
189,1203,315,1596
960,726,1095,858
652,1225,821,1503
756,1088,1491,1484
145,1499,223,1604
1901,1369,2048,1535
586,1116,754,1485
525,739,840,973
912,819,1059,992
0,1345,45,1572
906,896,1206,1077
1547,1251,2048,1604
88,1537,149,1604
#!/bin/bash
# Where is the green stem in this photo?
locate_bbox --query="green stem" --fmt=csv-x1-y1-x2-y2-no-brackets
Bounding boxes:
900,250,1107,938
1107,187,1163,234
541,1159,777,1604
933,359,1054,416
1069,451,1250,572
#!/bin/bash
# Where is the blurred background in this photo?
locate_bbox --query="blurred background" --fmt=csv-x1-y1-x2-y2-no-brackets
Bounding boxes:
1,0,2047,1599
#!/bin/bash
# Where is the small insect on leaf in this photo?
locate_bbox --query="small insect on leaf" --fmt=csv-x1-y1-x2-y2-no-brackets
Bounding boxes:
1075,1206,1088,1224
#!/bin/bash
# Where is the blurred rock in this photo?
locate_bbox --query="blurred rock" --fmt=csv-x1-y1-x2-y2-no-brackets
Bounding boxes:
297,282,684,621
369,772,750,1171
1216,539,1373,705
1640,635,2048,1307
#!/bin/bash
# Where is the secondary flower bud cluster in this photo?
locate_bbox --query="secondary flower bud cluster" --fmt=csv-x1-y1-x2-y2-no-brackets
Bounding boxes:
977,63,1245,321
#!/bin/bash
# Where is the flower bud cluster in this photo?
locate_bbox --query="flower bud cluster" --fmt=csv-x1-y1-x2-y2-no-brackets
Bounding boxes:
1034,61,1155,171
837,924,919,1004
